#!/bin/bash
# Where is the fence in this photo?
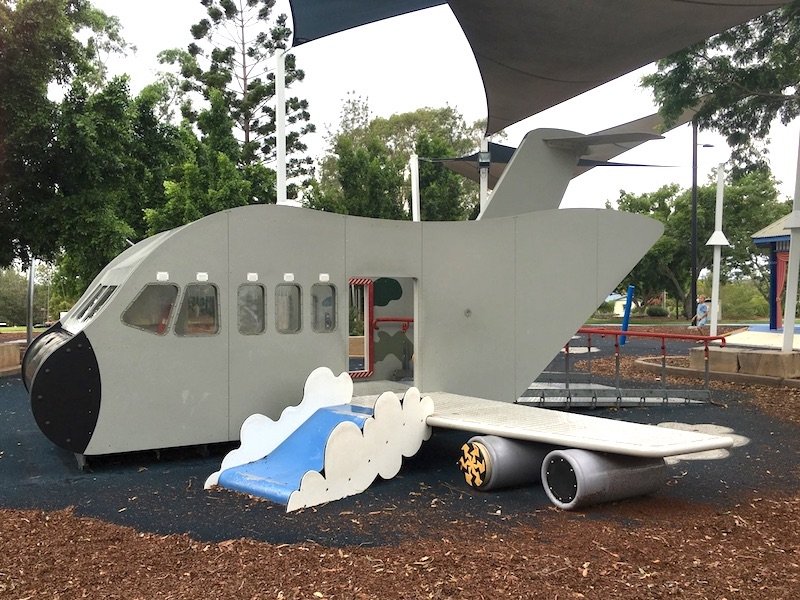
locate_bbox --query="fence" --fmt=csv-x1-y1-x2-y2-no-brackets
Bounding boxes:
520,327,728,408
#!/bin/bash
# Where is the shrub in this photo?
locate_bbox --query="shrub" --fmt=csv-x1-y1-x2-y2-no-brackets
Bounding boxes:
646,305,669,317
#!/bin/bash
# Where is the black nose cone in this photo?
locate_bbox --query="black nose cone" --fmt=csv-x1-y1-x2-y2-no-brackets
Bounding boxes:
24,327,100,454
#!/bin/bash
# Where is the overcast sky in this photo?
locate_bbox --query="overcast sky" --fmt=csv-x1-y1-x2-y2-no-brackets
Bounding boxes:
93,0,800,209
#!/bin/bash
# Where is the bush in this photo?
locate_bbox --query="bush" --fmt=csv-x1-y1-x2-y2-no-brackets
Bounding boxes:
646,305,669,317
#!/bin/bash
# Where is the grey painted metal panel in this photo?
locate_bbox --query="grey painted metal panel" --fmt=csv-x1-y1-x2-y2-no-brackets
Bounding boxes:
345,215,422,279
419,219,517,401
226,206,348,432
513,210,599,400
481,129,579,219
85,212,231,454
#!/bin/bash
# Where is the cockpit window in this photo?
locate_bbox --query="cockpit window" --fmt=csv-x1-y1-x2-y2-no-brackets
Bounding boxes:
238,284,265,335
74,285,118,322
81,285,118,321
122,284,179,335
175,283,219,336
311,284,336,332
275,284,301,333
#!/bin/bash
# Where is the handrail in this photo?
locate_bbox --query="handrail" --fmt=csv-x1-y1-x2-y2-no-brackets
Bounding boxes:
578,326,727,346
373,317,414,332
563,326,729,400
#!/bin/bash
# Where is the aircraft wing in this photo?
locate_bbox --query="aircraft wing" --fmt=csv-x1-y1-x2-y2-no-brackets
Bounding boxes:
287,0,788,133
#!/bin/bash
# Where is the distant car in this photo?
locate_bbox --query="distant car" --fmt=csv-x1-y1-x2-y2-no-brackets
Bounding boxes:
0,322,7,327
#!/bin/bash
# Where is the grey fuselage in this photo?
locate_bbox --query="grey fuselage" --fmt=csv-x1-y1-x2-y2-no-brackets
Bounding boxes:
23,204,661,455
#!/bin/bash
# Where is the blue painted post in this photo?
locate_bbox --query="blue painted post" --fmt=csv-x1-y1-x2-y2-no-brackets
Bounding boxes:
620,285,635,346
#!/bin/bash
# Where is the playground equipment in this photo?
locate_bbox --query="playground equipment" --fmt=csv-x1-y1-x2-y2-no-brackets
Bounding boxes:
207,369,731,511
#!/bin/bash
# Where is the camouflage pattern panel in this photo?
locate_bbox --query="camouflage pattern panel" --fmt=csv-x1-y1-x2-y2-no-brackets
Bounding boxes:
372,277,414,381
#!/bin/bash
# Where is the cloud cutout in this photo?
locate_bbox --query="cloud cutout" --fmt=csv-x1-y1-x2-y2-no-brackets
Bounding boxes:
205,367,353,488
286,387,433,512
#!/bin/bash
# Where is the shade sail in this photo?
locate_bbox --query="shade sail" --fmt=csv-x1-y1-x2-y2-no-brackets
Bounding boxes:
288,0,787,134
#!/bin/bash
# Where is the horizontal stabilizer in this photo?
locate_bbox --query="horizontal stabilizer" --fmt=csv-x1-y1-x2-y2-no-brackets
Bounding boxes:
544,132,662,151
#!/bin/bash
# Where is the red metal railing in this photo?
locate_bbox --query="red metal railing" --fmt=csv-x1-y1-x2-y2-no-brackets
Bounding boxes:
573,327,727,394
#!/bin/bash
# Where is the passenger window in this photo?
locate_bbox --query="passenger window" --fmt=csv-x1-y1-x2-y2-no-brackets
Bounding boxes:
311,284,336,332
275,284,301,333
122,284,179,335
175,283,219,336
238,284,265,335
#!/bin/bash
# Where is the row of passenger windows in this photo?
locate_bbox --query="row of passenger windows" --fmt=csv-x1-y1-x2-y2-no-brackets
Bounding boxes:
121,282,337,336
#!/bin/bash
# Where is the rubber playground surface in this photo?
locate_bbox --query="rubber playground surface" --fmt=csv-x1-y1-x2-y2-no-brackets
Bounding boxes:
2,335,799,547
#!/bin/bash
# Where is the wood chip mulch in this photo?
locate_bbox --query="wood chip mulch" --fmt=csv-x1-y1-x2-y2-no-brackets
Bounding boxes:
2,328,800,598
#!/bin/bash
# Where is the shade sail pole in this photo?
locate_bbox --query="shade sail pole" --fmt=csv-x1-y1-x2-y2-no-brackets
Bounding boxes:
478,137,489,216
276,51,288,206
781,131,800,352
410,153,421,222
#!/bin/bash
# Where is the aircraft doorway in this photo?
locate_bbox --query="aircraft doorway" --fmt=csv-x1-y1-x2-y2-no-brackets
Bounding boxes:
348,277,415,383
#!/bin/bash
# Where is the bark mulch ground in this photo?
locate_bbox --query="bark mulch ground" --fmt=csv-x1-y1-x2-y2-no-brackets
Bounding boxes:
2,328,799,599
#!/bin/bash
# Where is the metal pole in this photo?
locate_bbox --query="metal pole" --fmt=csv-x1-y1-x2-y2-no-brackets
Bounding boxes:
276,51,287,205
708,163,728,337
690,119,698,323
479,137,489,216
26,259,35,345
781,130,800,352
410,153,421,222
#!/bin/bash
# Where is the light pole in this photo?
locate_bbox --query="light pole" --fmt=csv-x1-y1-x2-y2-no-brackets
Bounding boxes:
690,119,713,322
691,120,698,322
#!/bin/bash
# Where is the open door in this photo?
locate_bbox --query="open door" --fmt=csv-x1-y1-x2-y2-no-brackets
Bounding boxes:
348,278,373,378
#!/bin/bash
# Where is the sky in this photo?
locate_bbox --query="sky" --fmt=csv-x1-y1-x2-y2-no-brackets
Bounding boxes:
92,0,800,209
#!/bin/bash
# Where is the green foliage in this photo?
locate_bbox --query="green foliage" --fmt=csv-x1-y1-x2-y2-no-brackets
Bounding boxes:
0,268,51,326
595,300,616,315
159,0,315,177
717,280,769,319
645,305,669,317
306,97,481,220
614,169,790,317
0,0,128,266
641,4,800,169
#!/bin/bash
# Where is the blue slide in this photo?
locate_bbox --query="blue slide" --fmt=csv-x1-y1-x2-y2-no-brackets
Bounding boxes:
218,404,373,505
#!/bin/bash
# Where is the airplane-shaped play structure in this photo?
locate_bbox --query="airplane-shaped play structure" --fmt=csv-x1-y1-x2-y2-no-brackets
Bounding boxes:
22,0,787,510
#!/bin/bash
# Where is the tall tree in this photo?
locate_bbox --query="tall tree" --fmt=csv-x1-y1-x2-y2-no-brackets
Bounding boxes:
0,0,126,267
641,4,800,170
307,97,481,220
614,170,791,316
144,89,258,234
52,76,184,294
159,0,315,188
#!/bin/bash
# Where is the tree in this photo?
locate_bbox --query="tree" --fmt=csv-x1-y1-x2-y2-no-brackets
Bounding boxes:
0,0,126,267
641,4,800,169
159,0,314,186
614,169,790,316
144,88,274,234
50,76,186,294
306,97,481,220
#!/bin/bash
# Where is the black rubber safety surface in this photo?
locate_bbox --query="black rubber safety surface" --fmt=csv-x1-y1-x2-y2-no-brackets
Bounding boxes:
1,335,799,547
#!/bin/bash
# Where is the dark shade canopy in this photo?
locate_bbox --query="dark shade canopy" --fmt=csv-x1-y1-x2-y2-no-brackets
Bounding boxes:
288,0,787,134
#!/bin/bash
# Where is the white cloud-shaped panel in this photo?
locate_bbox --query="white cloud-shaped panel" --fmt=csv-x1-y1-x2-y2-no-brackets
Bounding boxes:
286,387,434,512
205,367,353,488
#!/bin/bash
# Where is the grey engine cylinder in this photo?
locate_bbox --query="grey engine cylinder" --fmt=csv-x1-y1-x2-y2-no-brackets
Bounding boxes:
459,435,549,491
541,448,666,510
